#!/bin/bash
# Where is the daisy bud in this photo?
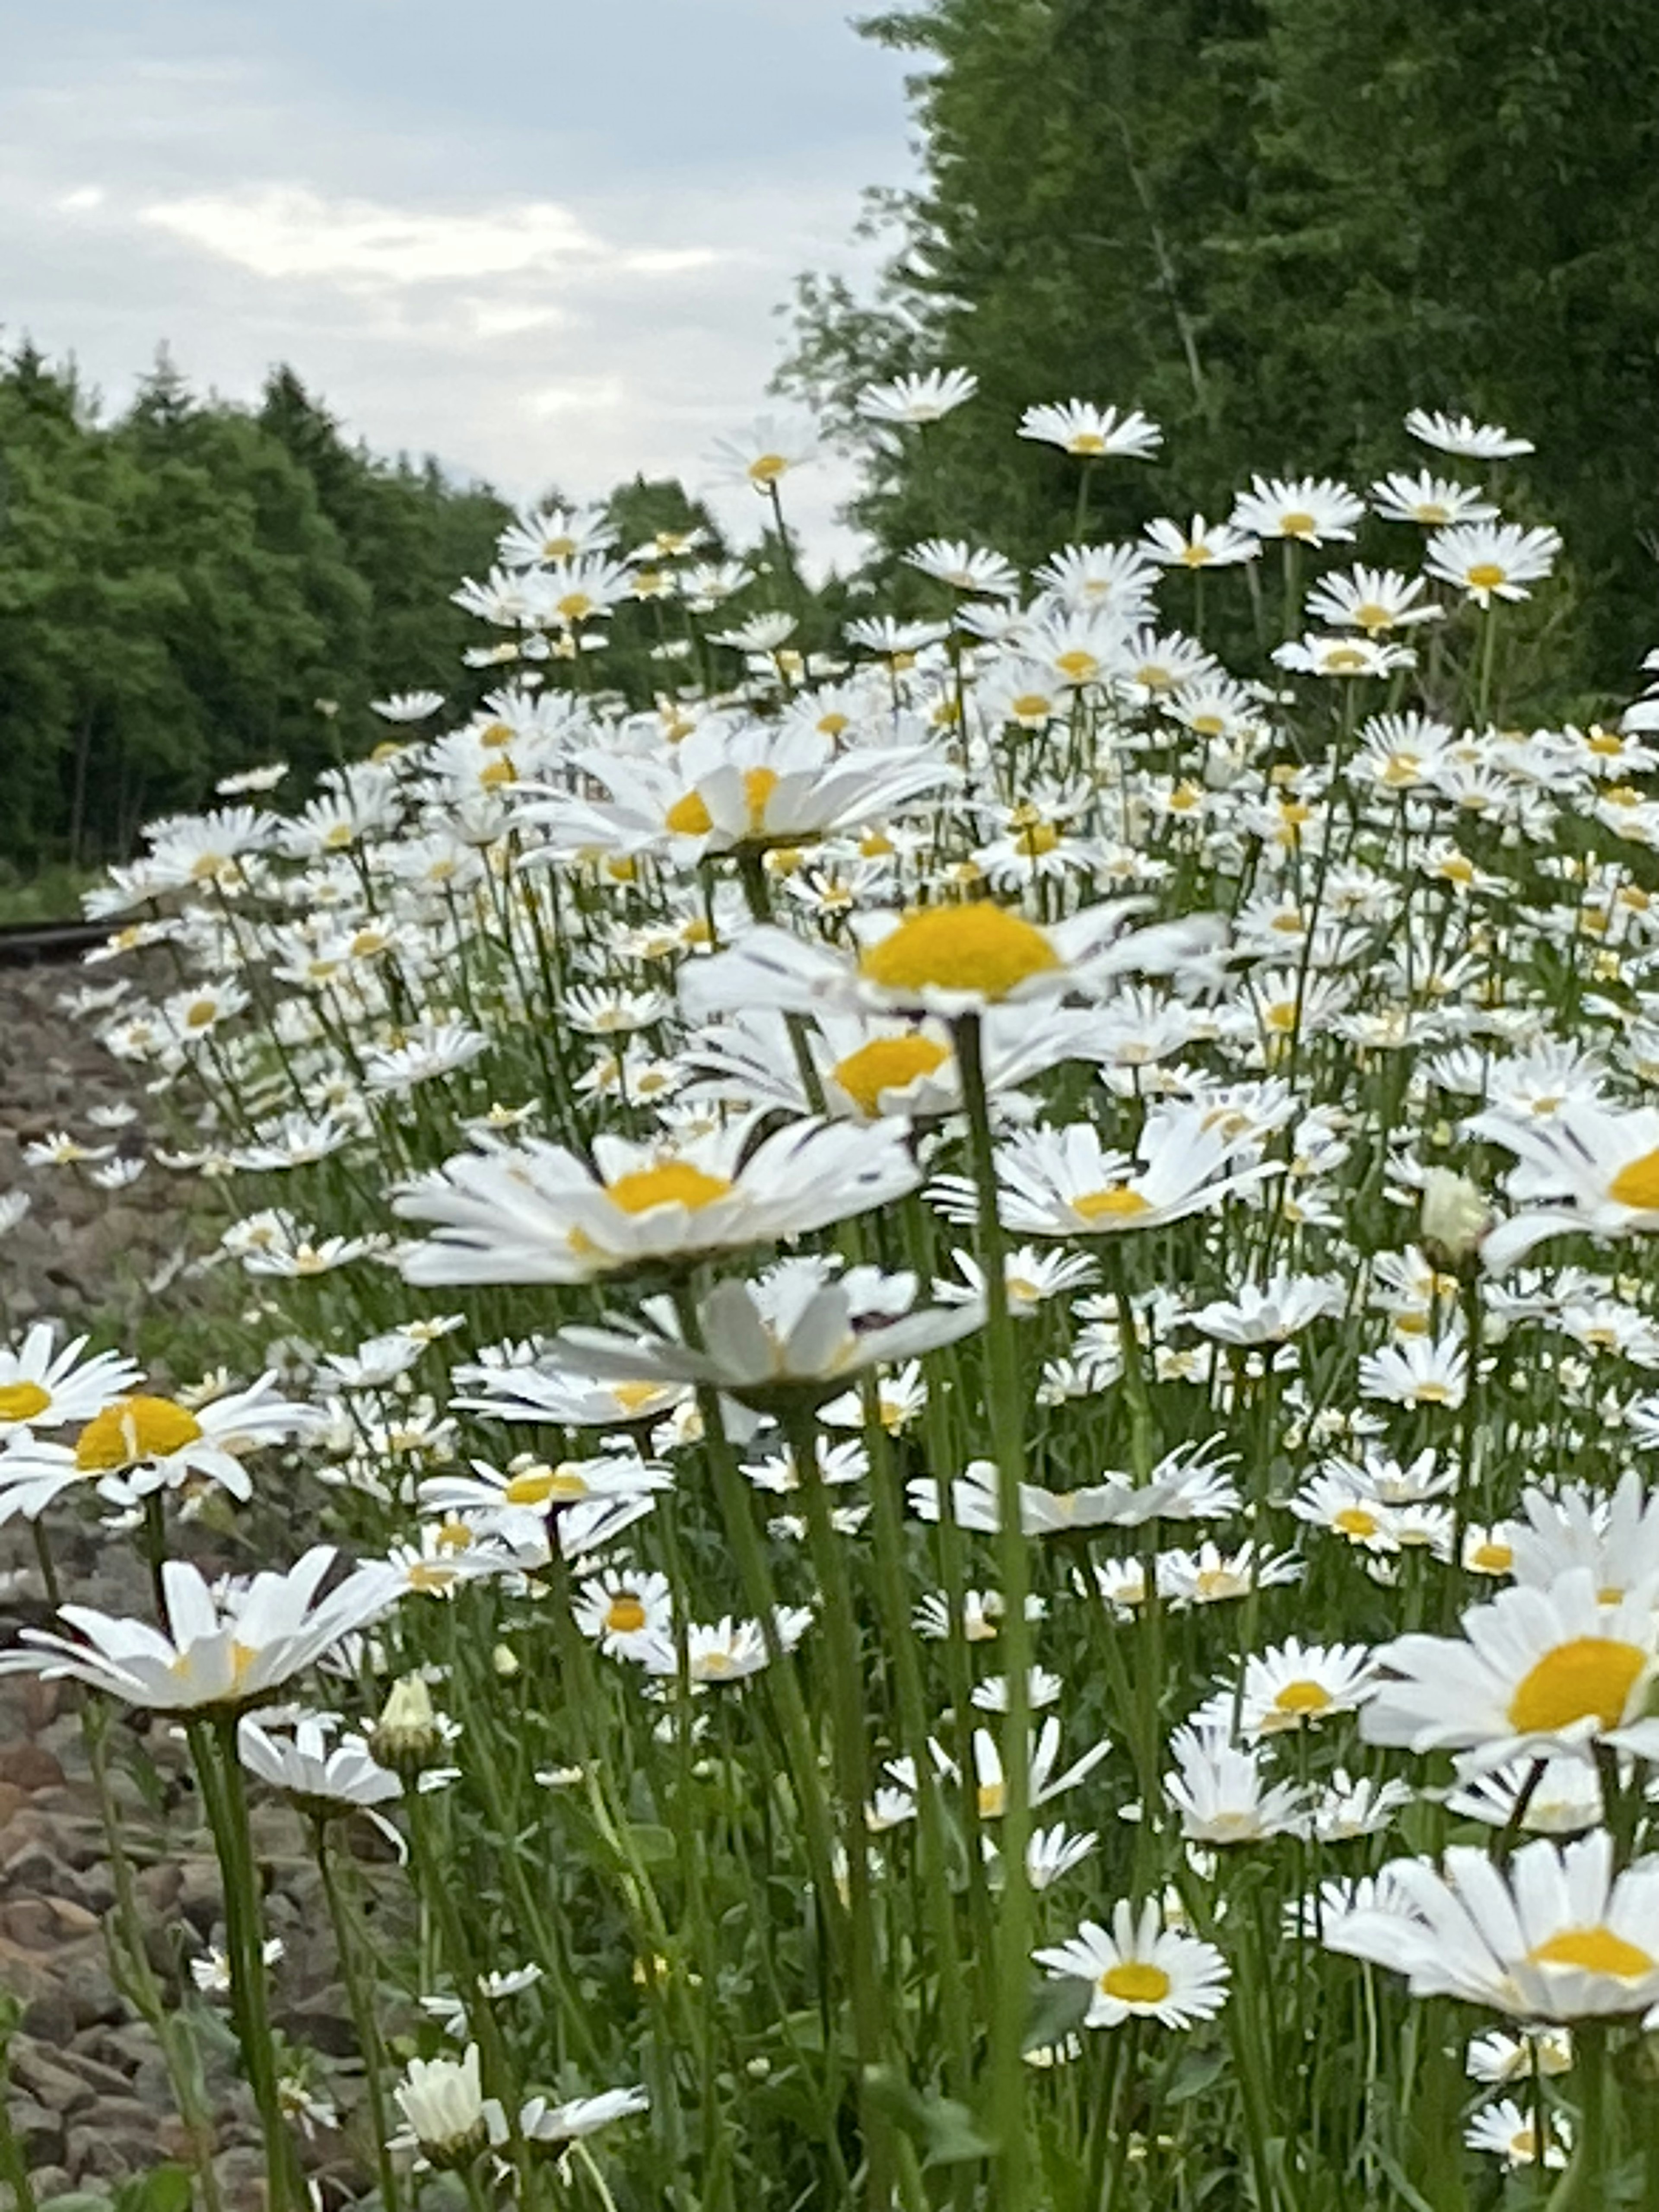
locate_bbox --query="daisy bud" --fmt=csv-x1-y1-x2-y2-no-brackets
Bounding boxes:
1419,1168,1493,1270
369,1672,442,1779
491,1643,520,1678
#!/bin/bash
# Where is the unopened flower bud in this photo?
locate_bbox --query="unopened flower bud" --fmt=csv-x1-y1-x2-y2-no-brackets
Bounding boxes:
491,1643,520,1678
1419,1168,1493,1270
369,1672,442,1779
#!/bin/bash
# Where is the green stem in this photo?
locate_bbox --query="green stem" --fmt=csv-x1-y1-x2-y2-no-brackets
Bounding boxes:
194,1714,304,2212
1548,2021,1611,2210
956,1013,1034,2211
315,1826,403,2212
784,1400,898,2206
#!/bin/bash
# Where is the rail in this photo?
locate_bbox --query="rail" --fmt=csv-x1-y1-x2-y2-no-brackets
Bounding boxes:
0,916,111,967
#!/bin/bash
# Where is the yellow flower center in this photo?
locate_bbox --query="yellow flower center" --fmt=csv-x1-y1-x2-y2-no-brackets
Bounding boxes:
1179,543,1212,568
505,1466,591,1506
1466,562,1507,590
1529,1926,1656,1979
1011,693,1053,721
1355,602,1392,633
1100,1962,1172,2005
1470,1540,1514,1573
1508,1636,1646,1735
666,790,714,837
610,1382,663,1415
0,1382,51,1423
1071,1187,1152,1223
859,906,1060,1004
605,1596,649,1635
185,998,219,1029
742,765,780,832
1272,1679,1332,1716
747,452,789,484
1055,650,1100,683
1416,502,1451,525
479,757,516,788
76,1395,205,1471
833,1035,952,1116
1589,731,1625,757
605,1162,734,1215
1608,1147,1659,1210
1017,821,1061,858
1279,510,1317,538
1333,1506,1379,1539
976,1780,1007,1819
1323,646,1369,672
1069,432,1106,455
479,721,515,749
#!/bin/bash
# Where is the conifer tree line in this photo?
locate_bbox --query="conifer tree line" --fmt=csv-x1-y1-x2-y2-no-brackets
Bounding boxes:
0,345,510,868
782,0,1659,692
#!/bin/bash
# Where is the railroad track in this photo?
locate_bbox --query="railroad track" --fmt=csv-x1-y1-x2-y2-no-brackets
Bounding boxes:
0,916,111,967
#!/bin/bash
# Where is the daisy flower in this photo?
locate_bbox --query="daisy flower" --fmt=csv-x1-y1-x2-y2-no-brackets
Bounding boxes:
682,903,1224,1024
1035,1900,1229,2030
394,1119,921,1286
1218,1638,1378,1738
1424,521,1561,607
1163,1724,1309,1845
1361,1567,1659,1771
932,1104,1277,1240
1141,515,1260,570
572,1568,674,1657
1404,408,1535,460
706,416,818,491
0,1376,326,1516
1464,2100,1569,2171
0,1325,142,1435
1325,1830,1659,2021
1229,474,1363,546
1469,1100,1659,1270
1,1549,395,1713
1017,401,1162,460
855,368,978,425
1306,566,1443,635
538,1265,982,1411
1369,469,1500,527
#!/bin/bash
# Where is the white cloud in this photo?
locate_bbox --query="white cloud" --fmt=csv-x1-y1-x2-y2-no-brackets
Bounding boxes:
138,185,728,289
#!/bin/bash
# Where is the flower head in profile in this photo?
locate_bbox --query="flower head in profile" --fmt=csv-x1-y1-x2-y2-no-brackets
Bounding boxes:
537,1260,983,1413
1404,408,1535,460
394,1119,922,1286
857,369,978,426
706,416,818,491
682,903,1224,1024
2,1548,394,1713
1326,1831,1659,2021
1018,401,1162,460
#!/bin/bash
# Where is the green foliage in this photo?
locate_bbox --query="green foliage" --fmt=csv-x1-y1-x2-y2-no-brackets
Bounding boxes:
0,344,511,868
784,0,1659,678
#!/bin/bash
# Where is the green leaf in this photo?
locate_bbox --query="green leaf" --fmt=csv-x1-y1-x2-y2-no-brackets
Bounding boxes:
114,2167,193,2212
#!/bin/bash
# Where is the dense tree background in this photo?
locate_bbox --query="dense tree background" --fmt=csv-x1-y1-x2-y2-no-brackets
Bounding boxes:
0,344,509,868
782,0,1659,683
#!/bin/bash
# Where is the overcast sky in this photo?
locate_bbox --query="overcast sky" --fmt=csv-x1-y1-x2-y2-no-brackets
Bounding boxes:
1,1,918,563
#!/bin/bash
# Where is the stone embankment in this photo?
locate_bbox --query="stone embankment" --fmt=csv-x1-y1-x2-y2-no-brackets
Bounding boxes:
0,962,365,2204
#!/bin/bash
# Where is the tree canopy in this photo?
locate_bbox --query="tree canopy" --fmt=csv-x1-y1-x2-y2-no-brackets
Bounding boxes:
0,345,509,866
783,0,1659,679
